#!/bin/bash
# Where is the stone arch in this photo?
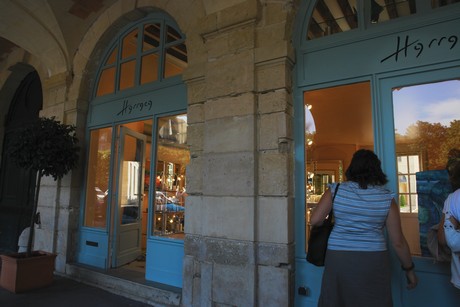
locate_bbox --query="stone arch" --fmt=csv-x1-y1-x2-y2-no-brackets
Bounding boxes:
0,63,37,158
69,0,206,118
0,66,42,253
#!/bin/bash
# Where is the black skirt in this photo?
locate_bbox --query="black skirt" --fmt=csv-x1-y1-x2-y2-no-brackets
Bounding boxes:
318,250,393,307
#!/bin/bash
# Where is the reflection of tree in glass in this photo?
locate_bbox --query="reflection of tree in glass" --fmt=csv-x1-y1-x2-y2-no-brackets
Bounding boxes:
395,120,460,170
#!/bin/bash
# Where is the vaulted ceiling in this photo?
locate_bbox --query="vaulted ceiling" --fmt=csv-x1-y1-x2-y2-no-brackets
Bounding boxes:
0,0,117,73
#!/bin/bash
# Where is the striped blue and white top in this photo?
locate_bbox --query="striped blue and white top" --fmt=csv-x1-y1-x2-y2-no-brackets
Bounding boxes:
328,181,395,251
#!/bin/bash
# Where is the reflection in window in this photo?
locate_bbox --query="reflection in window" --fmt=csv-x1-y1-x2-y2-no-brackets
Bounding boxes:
119,134,143,225
164,43,187,78
393,80,460,188
307,0,358,39
84,127,112,228
306,0,422,40
143,23,161,51
153,114,189,239
432,0,460,8
370,0,415,24
397,155,420,213
393,79,460,257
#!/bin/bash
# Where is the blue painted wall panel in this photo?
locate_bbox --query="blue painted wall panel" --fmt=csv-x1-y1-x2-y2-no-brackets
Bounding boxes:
77,229,108,268
145,238,184,287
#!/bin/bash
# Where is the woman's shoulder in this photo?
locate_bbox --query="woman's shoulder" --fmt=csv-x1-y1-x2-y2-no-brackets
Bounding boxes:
338,181,395,197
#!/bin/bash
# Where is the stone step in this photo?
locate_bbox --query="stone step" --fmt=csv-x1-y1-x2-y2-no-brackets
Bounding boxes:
64,264,181,306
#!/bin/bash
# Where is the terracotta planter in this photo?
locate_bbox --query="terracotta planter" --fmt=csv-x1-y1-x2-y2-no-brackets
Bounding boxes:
0,251,56,293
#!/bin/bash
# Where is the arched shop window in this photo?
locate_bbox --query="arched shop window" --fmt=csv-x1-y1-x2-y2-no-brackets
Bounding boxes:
95,20,187,97
80,13,189,276
306,0,459,40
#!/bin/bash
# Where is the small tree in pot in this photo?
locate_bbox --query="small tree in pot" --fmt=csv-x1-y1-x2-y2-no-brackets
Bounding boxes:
8,116,79,256
0,116,79,292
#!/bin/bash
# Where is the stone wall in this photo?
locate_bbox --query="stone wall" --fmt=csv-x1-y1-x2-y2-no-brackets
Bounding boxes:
0,0,298,305
182,1,297,306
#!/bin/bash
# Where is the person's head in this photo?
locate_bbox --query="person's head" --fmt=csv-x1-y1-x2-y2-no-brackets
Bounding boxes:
449,160,460,191
447,148,460,176
345,149,388,189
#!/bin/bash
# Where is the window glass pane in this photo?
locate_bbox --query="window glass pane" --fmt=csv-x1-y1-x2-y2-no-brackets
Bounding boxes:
96,67,115,96
432,0,460,8
307,0,358,40
304,82,373,253
143,23,161,51
118,120,152,250
409,174,417,192
119,134,143,225
398,156,408,173
408,155,419,171
166,25,181,44
371,0,416,24
119,60,136,90
411,194,418,212
84,128,112,228
393,79,460,257
141,53,159,85
122,29,138,59
399,194,410,212
153,114,189,239
106,47,117,65
164,43,188,78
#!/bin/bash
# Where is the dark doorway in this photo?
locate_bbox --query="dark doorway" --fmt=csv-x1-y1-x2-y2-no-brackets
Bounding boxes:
0,70,42,253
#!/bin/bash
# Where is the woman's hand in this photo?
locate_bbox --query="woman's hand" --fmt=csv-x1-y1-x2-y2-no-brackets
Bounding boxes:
405,269,418,290
449,216,460,229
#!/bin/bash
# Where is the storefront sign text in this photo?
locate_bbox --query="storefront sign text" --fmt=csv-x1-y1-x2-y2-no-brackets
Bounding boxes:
381,34,458,63
117,99,153,116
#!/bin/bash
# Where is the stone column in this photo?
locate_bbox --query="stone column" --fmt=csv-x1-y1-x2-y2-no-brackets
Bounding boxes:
183,1,296,306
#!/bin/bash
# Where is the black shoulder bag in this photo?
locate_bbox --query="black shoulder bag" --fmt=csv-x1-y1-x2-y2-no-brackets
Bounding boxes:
306,183,340,266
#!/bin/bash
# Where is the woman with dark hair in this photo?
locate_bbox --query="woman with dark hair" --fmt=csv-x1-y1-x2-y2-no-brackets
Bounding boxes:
311,149,418,306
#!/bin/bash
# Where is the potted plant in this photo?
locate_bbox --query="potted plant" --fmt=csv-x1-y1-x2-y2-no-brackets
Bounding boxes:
0,116,79,293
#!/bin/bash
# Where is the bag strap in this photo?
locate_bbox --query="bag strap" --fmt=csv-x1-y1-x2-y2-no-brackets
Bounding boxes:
324,183,340,224
330,183,340,215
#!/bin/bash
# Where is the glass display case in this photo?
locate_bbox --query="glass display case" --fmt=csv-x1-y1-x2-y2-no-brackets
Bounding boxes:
154,189,184,235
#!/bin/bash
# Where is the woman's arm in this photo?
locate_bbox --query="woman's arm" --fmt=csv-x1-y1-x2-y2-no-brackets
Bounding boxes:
310,188,333,226
438,214,447,246
385,198,418,289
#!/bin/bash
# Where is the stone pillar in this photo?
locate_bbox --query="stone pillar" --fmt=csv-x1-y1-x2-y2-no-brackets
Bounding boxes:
183,1,296,306
37,71,85,272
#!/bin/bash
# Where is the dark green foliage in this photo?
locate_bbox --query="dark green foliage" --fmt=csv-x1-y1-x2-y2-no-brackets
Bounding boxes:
7,116,79,256
7,117,79,180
